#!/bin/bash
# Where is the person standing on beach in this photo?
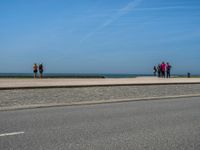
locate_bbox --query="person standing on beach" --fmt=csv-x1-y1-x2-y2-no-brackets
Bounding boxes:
153,66,157,76
161,62,166,78
39,63,43,79
166,62,172,78
157,64,161,77
33,63,38,78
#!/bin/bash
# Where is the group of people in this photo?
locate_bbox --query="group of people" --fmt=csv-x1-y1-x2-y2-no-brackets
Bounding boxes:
154,62,172,78
33,62,172,79
33,63,43,78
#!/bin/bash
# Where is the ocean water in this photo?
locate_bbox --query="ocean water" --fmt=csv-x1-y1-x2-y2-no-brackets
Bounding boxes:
0,73,152,78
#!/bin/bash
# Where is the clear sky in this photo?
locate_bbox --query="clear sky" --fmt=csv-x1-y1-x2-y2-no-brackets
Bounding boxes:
0,0,200,74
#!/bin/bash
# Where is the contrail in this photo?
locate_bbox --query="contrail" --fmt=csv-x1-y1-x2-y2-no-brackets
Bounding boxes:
135,6,199,11
81,0,143,42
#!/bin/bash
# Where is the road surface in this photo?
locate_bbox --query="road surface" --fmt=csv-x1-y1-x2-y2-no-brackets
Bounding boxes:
0,97,200,150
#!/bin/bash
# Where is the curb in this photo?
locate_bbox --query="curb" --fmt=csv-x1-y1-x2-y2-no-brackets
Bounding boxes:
1,82,200,90
1,94,200,111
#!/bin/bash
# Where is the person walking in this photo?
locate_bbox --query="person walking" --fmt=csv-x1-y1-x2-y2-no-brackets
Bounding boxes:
153,66,157,76
33,63,38,78
161,62,166,78
166,62,172,78
39,63,44,79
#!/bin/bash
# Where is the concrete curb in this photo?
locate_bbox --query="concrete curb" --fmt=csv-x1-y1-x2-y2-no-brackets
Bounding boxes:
1,94,200,111
1,82,200,90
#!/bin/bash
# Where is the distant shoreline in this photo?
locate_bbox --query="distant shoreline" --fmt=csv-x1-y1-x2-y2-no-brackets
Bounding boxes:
0,73,199,78
0,73,144,78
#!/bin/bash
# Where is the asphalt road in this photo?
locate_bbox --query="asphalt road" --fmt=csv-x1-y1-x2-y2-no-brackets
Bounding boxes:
0,97,200,150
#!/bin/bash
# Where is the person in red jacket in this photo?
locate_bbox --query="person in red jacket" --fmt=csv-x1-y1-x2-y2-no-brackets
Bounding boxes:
161,62,166,78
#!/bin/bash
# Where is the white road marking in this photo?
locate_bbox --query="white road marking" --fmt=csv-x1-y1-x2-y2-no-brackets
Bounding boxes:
0,132,24,137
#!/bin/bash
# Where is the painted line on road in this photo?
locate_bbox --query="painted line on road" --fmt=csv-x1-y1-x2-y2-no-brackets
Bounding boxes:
0,132,24,137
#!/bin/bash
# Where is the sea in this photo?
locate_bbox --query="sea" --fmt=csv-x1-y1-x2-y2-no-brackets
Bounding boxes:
0,73,153,78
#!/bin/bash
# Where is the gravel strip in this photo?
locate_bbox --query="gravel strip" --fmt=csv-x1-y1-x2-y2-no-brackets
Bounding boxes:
0,84,200,108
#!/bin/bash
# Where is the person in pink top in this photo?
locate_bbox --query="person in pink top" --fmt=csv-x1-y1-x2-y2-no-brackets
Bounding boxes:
161,62,166,78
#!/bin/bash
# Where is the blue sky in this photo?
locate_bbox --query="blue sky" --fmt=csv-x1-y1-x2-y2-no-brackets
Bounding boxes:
0,0,200,74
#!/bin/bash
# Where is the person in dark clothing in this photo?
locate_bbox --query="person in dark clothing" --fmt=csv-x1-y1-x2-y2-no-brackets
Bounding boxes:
187,72,191,78
33,63,38,78
39,63,43,79
153,66,157,76
166,62,172,78
157,64,161,77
